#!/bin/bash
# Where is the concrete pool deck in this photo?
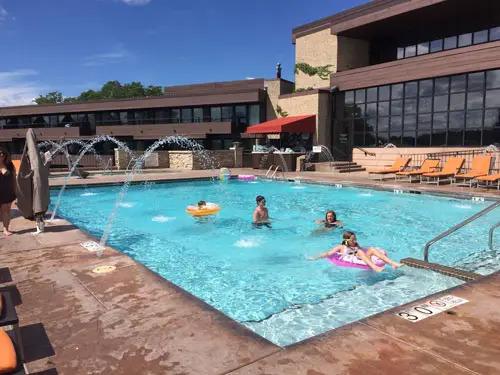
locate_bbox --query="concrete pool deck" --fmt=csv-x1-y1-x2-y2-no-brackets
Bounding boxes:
1,169,499,374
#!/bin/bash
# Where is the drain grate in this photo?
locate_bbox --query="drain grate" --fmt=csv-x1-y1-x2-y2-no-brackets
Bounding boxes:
401,258,481,282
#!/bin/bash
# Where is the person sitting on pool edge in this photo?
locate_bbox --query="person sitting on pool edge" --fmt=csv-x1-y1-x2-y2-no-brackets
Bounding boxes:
307,231,403,272
315,210,343,228
253,195,271,227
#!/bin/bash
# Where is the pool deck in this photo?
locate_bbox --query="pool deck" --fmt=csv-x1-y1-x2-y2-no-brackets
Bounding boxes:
1,169,499,374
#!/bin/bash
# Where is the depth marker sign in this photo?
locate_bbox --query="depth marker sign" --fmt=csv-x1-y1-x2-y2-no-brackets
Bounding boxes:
396,295,469,322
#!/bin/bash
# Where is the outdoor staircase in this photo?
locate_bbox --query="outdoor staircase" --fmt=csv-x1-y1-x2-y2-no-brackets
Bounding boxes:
312,161,366,173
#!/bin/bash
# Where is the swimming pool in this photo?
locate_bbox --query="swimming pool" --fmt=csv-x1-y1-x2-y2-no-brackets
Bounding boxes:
52,179,500,346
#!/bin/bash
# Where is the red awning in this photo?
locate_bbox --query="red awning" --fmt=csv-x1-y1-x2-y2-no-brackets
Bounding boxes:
245,115,316,134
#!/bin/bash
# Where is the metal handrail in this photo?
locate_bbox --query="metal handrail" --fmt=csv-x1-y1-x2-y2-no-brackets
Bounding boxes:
489,222,500,250
265,165,275,177
424,201,500,261
354,147,376,157
270,165,283,179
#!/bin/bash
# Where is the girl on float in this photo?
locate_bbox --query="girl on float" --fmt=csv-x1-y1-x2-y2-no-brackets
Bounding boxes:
307,231,403,272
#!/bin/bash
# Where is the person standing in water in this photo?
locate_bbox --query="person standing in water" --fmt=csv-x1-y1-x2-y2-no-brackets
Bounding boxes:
253,195,270,227
315,210,343,228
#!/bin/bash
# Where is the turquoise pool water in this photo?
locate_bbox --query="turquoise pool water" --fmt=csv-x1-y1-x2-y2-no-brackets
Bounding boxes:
52,179,500,346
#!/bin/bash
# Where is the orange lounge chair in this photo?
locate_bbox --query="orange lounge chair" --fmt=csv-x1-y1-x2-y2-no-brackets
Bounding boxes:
421,157,465,185
452,155,492,187
368,157,411,179
395,159,440,182
11,160,21,173
476,174,500,189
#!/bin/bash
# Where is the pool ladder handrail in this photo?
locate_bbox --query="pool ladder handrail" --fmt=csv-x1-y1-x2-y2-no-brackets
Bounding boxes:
265,165,284,179
424,200,500,262
489,221,500,250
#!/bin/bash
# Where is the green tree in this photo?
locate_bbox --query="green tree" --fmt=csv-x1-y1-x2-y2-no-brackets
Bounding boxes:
35,81,163,105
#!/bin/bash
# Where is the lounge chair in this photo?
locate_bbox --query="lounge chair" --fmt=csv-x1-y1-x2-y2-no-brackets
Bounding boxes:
11,160,21,173
395,159,440,182
0,293,25,375
368,157,411,179
420,157,465,185
452,155,492,187
476,174,500,189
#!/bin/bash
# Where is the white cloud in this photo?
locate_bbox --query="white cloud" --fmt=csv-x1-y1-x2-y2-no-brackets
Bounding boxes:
121,0,152,5
245,77,255,80
0,5,15,23
0,69,43,107
82,43,131,67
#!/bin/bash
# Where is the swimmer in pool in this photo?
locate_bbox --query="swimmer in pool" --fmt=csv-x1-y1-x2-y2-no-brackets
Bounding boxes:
307,231,403,272
253,195,271,228
197,200,207,209
315,210,343,228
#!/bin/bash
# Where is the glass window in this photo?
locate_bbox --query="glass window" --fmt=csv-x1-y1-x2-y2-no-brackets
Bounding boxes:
345,91,354,104
419,97,433,113
449,111,465,129
431,130,447,146
418,113,432,128
378,117,389,131
444,36,457,50
389,131,402,145
419,79,433,96
365,131,377,146
491,27,500,41
366,87,377,102
354,133,364,146
366,102,377,116
430,39,443,53
391,100,403,115
379,86,390,101
405,45,416,58
377,132,389,145
119,111,128,124
354,104,365,117
450,75,466,93
458,33,472,47
466,110,483,128
405,82,418,98
434,95,449,112
404,114,417,129
170,109,180,123
435,77,449,95
417,42,429,55
473,30,488,44
391,84,403,99
404,98,417,114
235,105,247,121
378,101,390,116
397,48,405,59
390,116,402,130
468,72,485,91
221,106,233,121
181,108,192,123
155,109,168,123
402,130,416,146
192,108,203,122
447,129,464,146
464,129,482,146
211,107,222,122
249,105,260,125
486,69,500,89
450,93,465,110
467,91,484,109
355,89,366,103
484,109,500,129
49,115,58,126
354,118,364,132
366,117,376,132
417,128,431,146
486,89,500,108
433,113,447,129
483,127,500,146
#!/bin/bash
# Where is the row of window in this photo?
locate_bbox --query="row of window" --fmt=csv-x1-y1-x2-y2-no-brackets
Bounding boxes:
397,26,500,60
0,104,261,129
339,69,500,147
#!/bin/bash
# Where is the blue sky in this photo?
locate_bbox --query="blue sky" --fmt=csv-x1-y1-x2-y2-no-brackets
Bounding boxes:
0,0,369,106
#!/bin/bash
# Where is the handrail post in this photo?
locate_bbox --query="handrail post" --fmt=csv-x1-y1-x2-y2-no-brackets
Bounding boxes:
424,201,499,262
489,222,500,250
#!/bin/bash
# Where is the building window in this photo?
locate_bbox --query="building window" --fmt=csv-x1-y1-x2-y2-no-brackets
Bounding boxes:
211,107,221,122
181,108,192,123
170,109,180,123
221,106,233,121
338,68,500,147
248,105,260,125
193,108,203,122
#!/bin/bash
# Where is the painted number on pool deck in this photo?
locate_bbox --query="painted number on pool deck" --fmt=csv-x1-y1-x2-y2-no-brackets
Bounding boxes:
396,295,469,323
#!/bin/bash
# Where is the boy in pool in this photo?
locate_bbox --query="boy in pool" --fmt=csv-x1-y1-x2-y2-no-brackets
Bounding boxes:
308,231,403,272
253,195,271,227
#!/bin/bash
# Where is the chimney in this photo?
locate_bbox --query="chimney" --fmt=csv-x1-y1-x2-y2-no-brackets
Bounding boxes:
276,63,282,79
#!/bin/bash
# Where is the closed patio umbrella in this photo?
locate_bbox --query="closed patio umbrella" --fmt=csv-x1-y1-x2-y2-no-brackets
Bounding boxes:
16,129,50,232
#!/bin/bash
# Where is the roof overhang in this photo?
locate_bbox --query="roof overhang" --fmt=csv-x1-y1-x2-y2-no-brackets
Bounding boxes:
245,115,316,134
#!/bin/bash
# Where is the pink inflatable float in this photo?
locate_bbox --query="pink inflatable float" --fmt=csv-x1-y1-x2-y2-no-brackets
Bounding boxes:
327,248,386,270
238,175,255,181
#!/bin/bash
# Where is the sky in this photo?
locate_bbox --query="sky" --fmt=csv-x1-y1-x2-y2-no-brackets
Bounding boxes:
0,0,370,107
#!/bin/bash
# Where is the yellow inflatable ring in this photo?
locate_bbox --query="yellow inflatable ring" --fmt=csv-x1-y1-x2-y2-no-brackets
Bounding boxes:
186,202,220,217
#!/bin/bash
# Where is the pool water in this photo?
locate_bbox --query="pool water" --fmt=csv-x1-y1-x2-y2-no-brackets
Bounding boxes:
52,179,500,346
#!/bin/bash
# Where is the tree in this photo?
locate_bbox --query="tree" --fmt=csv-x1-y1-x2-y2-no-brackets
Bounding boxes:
35,91,64,104
34,81,163,105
